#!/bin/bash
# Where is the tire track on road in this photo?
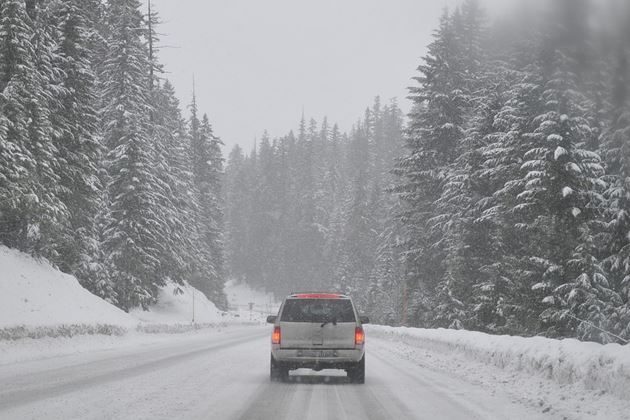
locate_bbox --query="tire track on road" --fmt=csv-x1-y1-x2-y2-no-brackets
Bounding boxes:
0,330,268,411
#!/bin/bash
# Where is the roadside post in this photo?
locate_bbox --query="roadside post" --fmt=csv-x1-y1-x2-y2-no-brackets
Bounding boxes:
248,302,254,320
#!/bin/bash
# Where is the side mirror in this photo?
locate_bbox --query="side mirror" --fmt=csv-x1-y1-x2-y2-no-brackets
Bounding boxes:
266,315,277,324
359,316,370,325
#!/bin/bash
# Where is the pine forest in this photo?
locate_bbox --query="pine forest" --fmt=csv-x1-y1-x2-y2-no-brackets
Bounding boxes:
1,0,630,344
0,0,227,311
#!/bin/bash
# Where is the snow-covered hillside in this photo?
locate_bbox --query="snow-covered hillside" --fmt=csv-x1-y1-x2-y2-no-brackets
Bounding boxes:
0,246,258,338
0,246,135,330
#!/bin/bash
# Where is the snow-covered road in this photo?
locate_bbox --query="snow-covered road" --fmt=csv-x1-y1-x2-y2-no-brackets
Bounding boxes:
0,326,558,419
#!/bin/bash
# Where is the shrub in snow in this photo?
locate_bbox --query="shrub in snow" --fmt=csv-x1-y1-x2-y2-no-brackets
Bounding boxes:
0,324,127,341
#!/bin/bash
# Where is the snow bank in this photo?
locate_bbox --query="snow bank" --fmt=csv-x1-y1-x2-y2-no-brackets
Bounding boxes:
367,325,630,400
0,246,136,333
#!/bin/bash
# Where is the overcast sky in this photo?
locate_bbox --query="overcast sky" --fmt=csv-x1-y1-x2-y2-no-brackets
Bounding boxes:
147,0,511,153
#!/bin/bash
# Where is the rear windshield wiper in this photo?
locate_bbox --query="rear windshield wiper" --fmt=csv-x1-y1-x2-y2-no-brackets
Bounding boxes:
320,316,337,328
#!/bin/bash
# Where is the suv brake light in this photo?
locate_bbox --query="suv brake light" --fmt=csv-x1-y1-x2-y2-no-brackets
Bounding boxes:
294,293,342,299
272,326,281,344
355,326,365,345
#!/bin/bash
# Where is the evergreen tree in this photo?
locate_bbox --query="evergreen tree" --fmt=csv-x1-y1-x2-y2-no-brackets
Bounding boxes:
600,45,630,341
0,0,67,260
49,0,103,293
515,1,608,338
151,80,197,287
336,123,377,308
394,9,467,326
188,90,227,308
225,144,250,283
432,0,488,329
100,0,168,310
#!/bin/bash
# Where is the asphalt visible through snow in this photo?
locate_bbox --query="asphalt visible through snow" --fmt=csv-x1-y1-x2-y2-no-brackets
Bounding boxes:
0,325,549,420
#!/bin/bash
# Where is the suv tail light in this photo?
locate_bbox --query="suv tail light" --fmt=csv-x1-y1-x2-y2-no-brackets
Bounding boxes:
272,326,281,344
355,326,365,345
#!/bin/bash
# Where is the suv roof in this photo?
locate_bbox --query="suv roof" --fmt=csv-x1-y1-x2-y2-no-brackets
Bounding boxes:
287,292,349,299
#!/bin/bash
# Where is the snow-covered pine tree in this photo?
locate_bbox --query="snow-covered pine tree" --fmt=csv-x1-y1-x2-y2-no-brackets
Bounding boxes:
100,0,169,310
432,0,488,330
516,2,608,338
247,132,274,292
473,77,542,334
474,36,546,334
48,0,104,292
274,133,299,295
143,4,201,296
188,90,227,309
394,8,467,327
203,113,228,308
0,0,67,259
27,0,77,261
0,0,37,250
316,118,338,283
313,118,334,273
367,227,401,325
366,99,405,324
336,119,380,308
600,44,630,341
150,80,197,288
291,117,325,291
225,144,249,282
187,91,214,298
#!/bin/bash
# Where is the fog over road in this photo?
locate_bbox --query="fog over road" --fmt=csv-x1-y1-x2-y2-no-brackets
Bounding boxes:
0,326,547,420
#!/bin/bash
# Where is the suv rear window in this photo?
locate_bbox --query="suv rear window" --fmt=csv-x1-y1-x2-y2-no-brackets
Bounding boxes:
280,299,356,323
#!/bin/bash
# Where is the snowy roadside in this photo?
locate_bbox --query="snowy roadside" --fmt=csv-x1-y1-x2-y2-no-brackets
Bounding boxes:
0,246,278,364
368,325,630,420
0,324,268,366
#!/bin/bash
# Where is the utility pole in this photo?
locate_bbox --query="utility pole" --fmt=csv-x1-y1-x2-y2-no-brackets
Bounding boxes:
401,280,408,326
192,74,196,104
147,1,154,91
192,288,196,324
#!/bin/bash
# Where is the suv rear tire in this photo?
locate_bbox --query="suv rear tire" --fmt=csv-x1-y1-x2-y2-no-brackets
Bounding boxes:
348,355,365,384
270,355,288,382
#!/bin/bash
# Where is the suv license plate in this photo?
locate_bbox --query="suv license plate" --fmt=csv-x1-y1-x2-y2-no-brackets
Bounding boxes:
299,350,337,357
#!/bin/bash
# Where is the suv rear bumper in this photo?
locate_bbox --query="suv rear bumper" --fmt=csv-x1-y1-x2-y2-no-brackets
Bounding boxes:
272,348,364,370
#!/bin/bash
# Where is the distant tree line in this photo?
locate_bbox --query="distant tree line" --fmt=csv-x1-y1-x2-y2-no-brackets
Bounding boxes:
225,99,405,324
227,0,630,343
0,0,227,311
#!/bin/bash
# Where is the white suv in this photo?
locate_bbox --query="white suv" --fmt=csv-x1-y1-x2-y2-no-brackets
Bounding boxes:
266,292,369,384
